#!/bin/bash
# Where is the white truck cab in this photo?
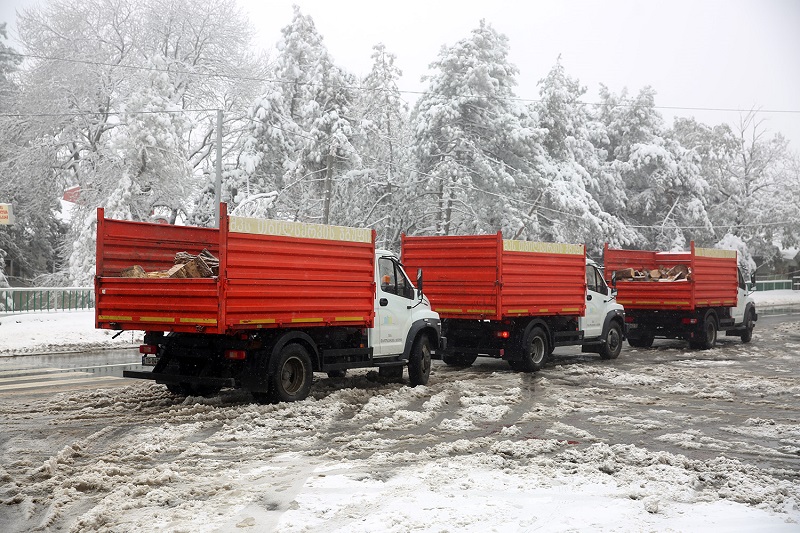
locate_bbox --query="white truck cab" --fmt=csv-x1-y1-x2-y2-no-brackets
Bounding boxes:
370,250,443,380
580,259,625,359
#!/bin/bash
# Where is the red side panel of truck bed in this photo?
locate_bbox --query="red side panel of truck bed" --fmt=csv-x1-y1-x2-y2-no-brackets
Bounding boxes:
603,242,738,311
223,217,375,330
96,206,375,334
401,233,586,320
95,214,222,332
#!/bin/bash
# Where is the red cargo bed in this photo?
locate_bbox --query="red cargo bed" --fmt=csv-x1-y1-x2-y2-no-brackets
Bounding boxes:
96,206,376,334
401,233,586,320
603,242,738,311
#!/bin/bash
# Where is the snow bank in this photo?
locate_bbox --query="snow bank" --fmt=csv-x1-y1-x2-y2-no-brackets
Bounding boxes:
0,310,141,357
751,289,800,308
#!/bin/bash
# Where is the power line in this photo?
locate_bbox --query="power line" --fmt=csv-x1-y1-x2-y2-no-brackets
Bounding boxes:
2,50,799,115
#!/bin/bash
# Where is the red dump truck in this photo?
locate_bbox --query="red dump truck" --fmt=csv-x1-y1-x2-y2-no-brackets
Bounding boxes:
401,233,625,371
96,205,442,402
603,242,757,349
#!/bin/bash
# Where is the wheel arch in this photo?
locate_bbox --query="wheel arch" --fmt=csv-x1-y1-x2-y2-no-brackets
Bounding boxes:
242,330,320,393
602,309,626,340
517,318,553,352
402,320,441,359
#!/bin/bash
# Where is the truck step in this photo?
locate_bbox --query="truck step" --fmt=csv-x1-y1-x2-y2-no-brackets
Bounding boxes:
123,370,235,388
718,318,735,328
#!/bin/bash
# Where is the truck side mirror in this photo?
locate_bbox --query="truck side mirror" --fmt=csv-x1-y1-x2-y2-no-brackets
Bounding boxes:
750,273,757,290
416,268,424,298
611,271,617,288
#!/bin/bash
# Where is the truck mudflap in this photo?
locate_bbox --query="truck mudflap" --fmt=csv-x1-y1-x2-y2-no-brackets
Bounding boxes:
122,370,235,389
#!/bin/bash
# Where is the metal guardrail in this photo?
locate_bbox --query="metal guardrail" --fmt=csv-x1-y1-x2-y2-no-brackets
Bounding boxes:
754,279,793,291
0,287,95,313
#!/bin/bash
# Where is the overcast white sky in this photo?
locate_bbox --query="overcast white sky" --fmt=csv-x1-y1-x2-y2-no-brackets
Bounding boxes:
2,0,799,149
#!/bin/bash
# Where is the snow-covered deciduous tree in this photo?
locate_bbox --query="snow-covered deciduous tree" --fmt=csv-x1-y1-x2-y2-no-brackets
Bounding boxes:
412,21,542,238
0,23,66,283
674,112,800,265
15,0,255,283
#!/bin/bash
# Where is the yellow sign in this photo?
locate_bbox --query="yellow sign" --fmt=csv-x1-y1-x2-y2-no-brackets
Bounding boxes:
695,247,736,259
0,203,14,225
229,216,372,243
503,239,584,255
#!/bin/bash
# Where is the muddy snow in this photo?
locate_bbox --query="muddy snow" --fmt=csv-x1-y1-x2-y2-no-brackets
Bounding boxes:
0,294,799,531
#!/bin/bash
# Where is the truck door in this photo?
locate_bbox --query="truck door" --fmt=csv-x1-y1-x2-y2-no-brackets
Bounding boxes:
732,268,748,323
581,264,606,338
371,256,416,356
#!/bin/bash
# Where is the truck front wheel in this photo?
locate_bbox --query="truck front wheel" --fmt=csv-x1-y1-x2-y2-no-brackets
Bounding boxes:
599,322,623,360
741,309,755,343
408,335,432,386
269,343,313,402
514,327,548,372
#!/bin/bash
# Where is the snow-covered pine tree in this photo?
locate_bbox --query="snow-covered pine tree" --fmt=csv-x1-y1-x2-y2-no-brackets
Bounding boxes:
348,44,413,249
596,86,711,251
532,60,635,253
411,20,541,238
243,7,359,225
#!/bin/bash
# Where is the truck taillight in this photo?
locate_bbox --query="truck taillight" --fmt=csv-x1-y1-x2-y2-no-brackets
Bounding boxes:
225,350,247,360
139,345,158,354
682,318,698,325
624,316,634,323
495,331,510,339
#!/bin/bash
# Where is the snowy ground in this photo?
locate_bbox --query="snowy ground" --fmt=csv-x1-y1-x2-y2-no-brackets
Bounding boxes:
0,291,799,532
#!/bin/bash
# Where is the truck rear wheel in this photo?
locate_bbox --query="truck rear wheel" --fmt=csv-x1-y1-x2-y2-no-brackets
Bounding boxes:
408,335,432,386
599,322,623,360
269,343,313,402
694,314,717,350
514,327,548,372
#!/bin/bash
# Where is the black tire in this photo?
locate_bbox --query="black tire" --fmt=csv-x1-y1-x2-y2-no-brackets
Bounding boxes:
514,327,549,373
599,322,623,360
269,344,313,402
378,365,404,382
326,369,347,378
741,309,755,343
408,335,432,386
697,314,717,350
442,352,478,367
627,331,654,348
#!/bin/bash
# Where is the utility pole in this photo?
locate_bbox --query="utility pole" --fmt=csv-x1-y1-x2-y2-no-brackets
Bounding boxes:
214,109,223,228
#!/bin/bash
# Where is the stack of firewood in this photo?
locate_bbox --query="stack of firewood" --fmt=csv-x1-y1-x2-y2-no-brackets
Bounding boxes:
120,249,219,279
614,264,691,282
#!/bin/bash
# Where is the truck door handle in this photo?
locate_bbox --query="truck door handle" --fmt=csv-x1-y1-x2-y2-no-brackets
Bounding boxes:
586,294,593,301
380,298,388,306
